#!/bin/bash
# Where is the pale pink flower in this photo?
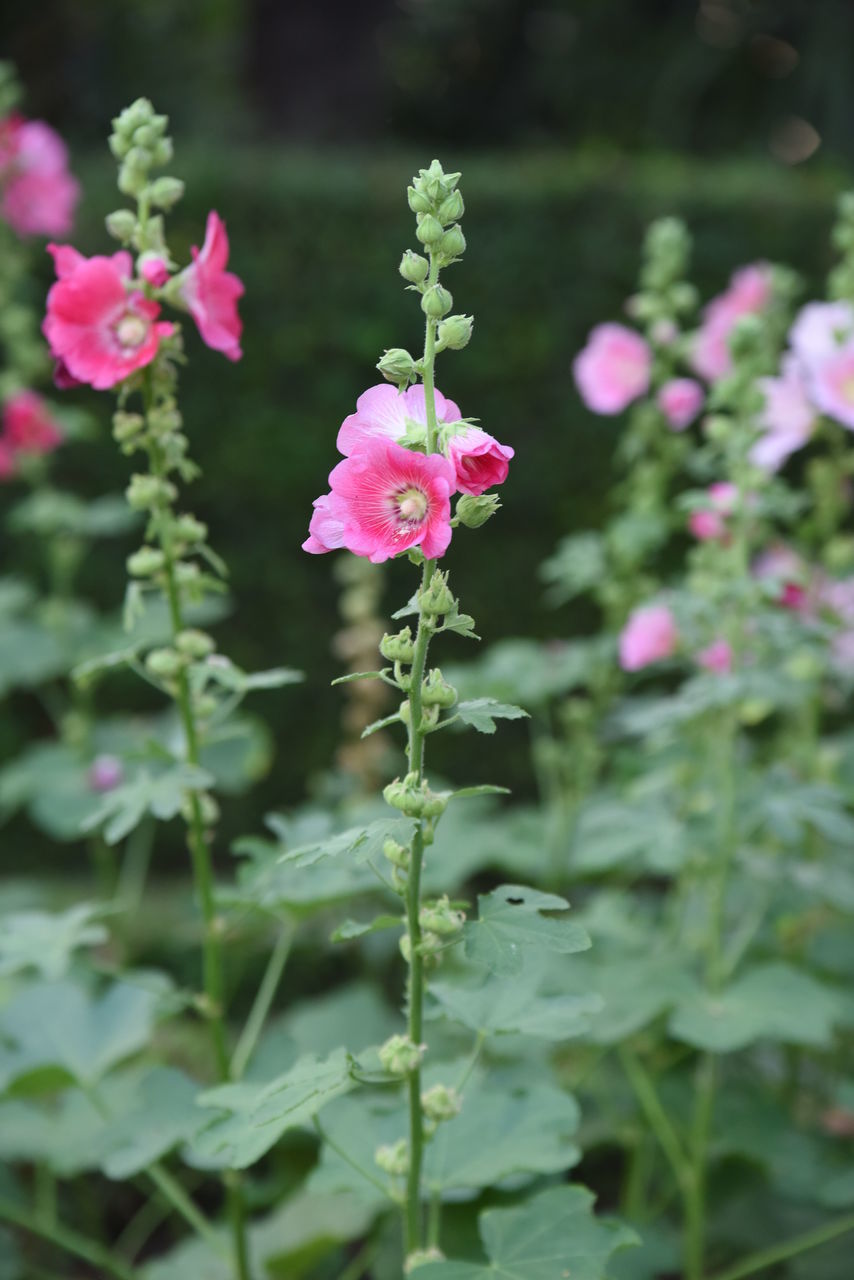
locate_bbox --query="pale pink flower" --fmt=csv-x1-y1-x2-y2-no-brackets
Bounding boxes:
789,301,854,370
43,245,174,390
573,323,651,414
692,263,772,383
2,390,63,456
0,118,79,238
88,754,124,793
619,604,678,671
688,482,738,542
178,211,244,361
751,354,815,471
445,424,513,495
697,639,733,674
657,378,704,431
808,340,854,430
337,383,461,456
303,438,455,564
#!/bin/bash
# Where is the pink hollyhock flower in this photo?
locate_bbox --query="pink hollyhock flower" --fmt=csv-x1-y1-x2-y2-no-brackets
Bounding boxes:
751,355,815,471
753,543,808,611
0,439,15,481
303,438,455,563
178,211,244,361
445,424,514,495
688,482,738,542
43,244,174,390
140,254,170,288
808,339,854,430
88,754,124,793
657,378,704,431
337,383,461,456
2,390,63,456
0,118,79,238
619,604,678,671
697,638,733,674
573,323,651,415
692,263,772,383
789,301,854,370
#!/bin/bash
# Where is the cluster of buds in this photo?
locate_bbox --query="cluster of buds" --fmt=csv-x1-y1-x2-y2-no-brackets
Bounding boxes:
421,1082,462,1127
108,99,184,253
417,569,455,619
379,1034,426,1077
383,772,448,821
628,217,698,341
375,1138,409,1178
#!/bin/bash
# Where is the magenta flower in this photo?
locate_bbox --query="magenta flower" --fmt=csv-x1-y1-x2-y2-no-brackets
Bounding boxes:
337,383,461,456
303,437,455,564
692,263,772,383
0,117,79,238
619,604,678,672
688,482,738,542
43,245,174,390
445,424,514,495
807,340,854,430
178,211,244,361
751,355,815,472
2,390,63,456
657,377,704,431
573,323,651,415
696,639,733,675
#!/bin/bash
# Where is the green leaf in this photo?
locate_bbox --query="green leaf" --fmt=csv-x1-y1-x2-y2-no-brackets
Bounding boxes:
191,1049,353,1169
330,914,402,943
97,1066,202,1178
440,603,480,640
572,796,686,874
669,963,845,1053
428,962,602,1040
277,817,414,869
81,763,215,844
331,669,388,686
416,1185,637,1279
446,637,610,709
540,532,607,605
464,884,589,975
360,712,402,739
199,658,302,694
454,698,529,734
442,784,511,802
9,491,137,539
0,904,107,980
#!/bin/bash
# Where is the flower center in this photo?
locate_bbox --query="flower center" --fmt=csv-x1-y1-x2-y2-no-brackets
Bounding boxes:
395,487,428,524
116,312,149,350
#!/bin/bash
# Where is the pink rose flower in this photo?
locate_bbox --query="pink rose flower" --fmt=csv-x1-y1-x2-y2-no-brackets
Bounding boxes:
619,604,678,671
445,424,514,495
751,355,815,471
657,377,704,431
808,340,854,430
2,390,63,456
692,263,772,383
573,323,651,415
303,437,455,564
697,638,733,674
178,211,244,361
337,383,461,456
0,117,79,238
43,245,174,390
688,482,738,542
789,301,854,370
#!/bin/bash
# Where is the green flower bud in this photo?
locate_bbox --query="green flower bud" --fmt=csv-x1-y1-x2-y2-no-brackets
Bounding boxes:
375,1139,409,1177
405,1248,445,1274
193,694,219,719
383,773,448,820
399,699,412,727
378,1034,425,1076
421,668,457,709
418,930,444,959
173,513,208,543
181,792,220,827
415,214,444,246
148,176,185,210
379,627,415,663
127,546,166,577
456,492,500,528
421,1083,462,1122
419,895,465,936
105,209,137,242
132,123,160,149
421,285,453,318
126,473,176,510
175,629,216,659
436,190,464,224
151,137,173,167
407,186,433,214
112,411,145,442
145,647,186,679
418,569,455,617
377,347,418,385
383,837,410,870
437,314,473,351
438,225,466,261
399,250,429,284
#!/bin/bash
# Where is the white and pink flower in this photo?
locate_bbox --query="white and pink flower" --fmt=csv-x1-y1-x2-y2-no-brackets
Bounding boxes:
337,383,461,456
751,354,815,471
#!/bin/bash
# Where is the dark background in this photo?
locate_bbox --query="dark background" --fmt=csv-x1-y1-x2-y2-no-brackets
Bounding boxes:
2,0,853,827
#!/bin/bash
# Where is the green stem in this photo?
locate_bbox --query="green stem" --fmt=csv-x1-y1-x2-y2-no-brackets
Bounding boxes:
710,1212,854,1280
0,1195,137,1280
313,1118,394,1199
231,923,293,1080
427,1191,442,1248
619,1046,690,1194
147,1163,227,1257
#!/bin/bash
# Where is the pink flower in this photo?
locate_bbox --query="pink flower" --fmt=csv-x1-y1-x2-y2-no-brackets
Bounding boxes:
445,424,513,495
303,438,455,563
619,604,678,671
692,263,772,382
337,383,461,456
573,323,651,414
688,482,738,542
789,301,854,370
657,378,704,431
179,211,243,361
43,245,174,390
88,754,124,793
751,355,815,471
753,543,808,611
140,255,170,288
697,639,733,674
2,390,63,456
0,440,15,481
807,340,854,430
0,118,79,238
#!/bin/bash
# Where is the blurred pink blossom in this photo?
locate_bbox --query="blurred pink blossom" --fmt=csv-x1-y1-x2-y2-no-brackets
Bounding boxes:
696,638,733,674
688,482,738,542
573,323,651,414
619,604,678,671
657,377,704,431
2,390,63,456
751,354,815,471
0,116,79,238
691,263,772,383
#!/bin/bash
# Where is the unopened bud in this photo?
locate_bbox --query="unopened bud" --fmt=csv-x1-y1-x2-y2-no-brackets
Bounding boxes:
438,225,466,261
148,175,184,210
127,546,165,577
145,647,185,679
173,513,208,543
379,627,415,663
105,209,137,242
383,837,410,870
421,668,457,709
407,186,433,214
112,411,145,443
419,895,465,935
375,1140,409,1177
421,285,453,318
126,474,175,510
399,250,429,284
437,314,473,351
175,629,216,659
379,1034,425,1076
437,190,464,224
377,348,418,385
421,1083,462,1122
418,569,455,617
456,492,500,528
415,214,444,246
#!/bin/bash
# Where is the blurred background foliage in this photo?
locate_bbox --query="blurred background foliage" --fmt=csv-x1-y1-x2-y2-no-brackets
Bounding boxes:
2,0,854,846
